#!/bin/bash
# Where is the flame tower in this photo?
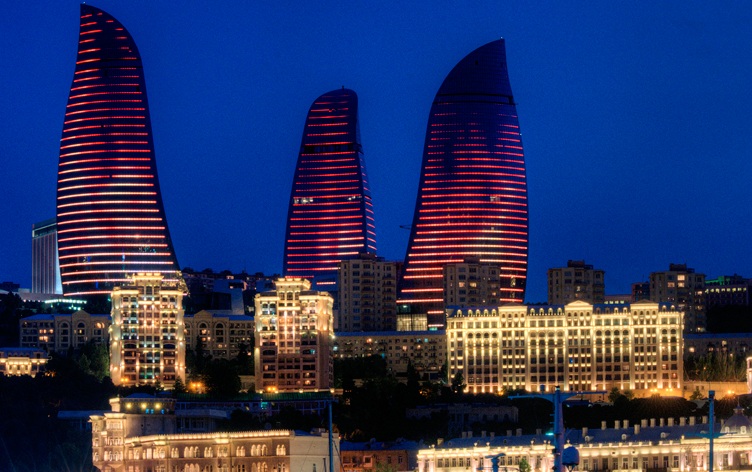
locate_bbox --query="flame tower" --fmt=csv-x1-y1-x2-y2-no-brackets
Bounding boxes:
399,39,529,327
56,5,179,297
282,89,377,286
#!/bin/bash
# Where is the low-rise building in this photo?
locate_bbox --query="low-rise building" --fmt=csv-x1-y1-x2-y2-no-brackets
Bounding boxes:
417,412,752,472
341,439,419,472
333,331,446,381
0,347,48,377
90,394,338,472
19,310,110,352
184,310,254,360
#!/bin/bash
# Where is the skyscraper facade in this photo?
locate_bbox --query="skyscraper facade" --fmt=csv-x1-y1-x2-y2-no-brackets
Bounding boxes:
32,218,62,295
399,39,528,327
56,5,179,297
282,89,376,288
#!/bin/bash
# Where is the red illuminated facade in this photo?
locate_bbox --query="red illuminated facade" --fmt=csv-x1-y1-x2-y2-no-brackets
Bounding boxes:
399,39,528,327
56,5,179,297
282,89,377,286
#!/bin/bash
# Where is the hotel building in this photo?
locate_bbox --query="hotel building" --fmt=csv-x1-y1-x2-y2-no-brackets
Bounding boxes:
109,273,186,388
254,278,333,392
446,300,683,395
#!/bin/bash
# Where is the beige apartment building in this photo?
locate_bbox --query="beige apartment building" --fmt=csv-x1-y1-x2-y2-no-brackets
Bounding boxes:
184,310,254,360
547,260,605,305
255,278,333,392
650,263,705,332
20,310,110,352
443,257,502,308
338,254,399,332
110,273,186,388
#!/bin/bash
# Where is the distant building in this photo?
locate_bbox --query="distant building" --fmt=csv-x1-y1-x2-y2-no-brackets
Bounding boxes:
446,301,683,395
684,332,752,359
0,347,48,377
650,263,706,332
91,395,337,472
254,278,333,392
31,218,62,295
333,331,446,381
632,281,650,301
109,273,186,388
337,254,399,332
705,275,752,308
19,310,110,352
184,310,254,360
341,439,420,472
547,260,605,305
604,294,631,305
406,403,518,438
444,257,502,308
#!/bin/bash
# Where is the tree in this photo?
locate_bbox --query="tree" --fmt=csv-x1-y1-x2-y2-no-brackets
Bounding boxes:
172,377,187,395
204,359,242,398
607,387,622,403
451,372,466,395
689,387,703,400
519,457,531,472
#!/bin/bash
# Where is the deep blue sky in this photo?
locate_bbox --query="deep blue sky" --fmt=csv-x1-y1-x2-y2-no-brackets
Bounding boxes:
3,2,752,303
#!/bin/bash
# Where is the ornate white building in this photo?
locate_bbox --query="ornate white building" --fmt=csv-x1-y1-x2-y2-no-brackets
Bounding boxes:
418,412,752,472
446,301,683,395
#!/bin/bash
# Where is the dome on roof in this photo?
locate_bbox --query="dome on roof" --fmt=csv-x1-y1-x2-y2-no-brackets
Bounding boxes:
722,406,752,433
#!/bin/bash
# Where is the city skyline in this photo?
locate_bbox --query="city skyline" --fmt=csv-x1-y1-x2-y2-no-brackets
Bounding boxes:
3,2,752,302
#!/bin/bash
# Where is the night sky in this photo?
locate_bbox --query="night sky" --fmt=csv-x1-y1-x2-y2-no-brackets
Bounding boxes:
3,2,752,303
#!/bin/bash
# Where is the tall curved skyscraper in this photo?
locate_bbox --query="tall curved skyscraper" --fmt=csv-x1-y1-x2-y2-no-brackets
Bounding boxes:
282,89,377,287
56,5,179,297
399,39,528,327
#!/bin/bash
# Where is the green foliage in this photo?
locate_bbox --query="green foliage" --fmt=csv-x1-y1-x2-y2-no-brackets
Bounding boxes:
333,355,388,388
204,359,242,398
607,387,622,403
172,376,187,395
519,457,531,472
374,463,398,472
689,387,703,400
685,352,746,381
451,371,466,394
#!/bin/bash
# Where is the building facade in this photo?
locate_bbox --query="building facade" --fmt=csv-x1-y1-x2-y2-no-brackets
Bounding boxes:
547,260,605,305
443,257,502,308
91,395,337,472
109,273,186,388
0,347,48,377
254,278,333,392
705,275,752,308
341,439,419,472
337,254,399,332
19,310,110,352
31,217,62,295
446,300,683,395
184,310,254,360
56,5,179,298
649,264,705,332
399,39,528,328
333,330,447,381
417,413,752,472
282,88,377,288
